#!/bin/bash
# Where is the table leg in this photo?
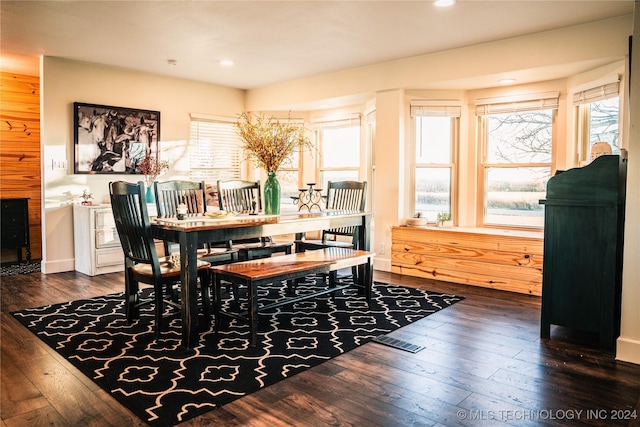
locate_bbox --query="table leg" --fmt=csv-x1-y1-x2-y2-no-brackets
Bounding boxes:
359,214,371,251
180,232,200,348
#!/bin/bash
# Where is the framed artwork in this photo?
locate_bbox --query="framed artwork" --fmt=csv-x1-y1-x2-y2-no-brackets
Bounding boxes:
74,102,160,174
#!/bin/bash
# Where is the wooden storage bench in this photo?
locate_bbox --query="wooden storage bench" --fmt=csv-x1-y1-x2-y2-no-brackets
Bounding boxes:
212,247,375,347
391,226,543,295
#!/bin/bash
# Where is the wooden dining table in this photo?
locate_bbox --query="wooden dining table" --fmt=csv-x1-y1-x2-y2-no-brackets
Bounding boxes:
152,210,372,348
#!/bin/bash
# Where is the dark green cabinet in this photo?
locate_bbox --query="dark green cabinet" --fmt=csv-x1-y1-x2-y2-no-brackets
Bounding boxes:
1,198,32,263
540,155,627,351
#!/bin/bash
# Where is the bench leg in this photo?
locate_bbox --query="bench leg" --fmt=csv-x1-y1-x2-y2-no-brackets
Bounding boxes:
352,260,373,306
286,279,296,296
249,279,258,348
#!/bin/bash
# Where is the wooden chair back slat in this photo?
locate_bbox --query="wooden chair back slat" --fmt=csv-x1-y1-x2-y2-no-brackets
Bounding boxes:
217,180,262,214
109,181,159,274
323,181,367,242
154,180,207,217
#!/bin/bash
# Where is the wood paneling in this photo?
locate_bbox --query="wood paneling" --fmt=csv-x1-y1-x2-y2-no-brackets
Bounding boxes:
0,72,41,262
392,226,543,295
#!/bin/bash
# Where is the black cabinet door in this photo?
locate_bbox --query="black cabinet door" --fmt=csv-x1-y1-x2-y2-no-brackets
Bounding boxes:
1,198,31,262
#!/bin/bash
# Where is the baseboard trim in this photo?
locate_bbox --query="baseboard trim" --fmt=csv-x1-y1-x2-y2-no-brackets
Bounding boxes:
374,256,391,272
42,259,75,274
616,336,640,365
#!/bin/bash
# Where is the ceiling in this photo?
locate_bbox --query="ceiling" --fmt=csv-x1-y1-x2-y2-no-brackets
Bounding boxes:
0,1,634,91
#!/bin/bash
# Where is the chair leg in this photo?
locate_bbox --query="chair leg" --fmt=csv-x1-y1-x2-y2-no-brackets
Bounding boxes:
166,282,179,303
125,270,139,324
154,284,164,340
248,280,258,348
232,283,241,304
199,270,212,326
213,274,226,333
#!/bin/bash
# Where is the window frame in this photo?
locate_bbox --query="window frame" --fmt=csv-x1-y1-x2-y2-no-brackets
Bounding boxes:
476,92,558,229
410,105,460,223
573,81,621,164
313,115,362,186
275,118,305,213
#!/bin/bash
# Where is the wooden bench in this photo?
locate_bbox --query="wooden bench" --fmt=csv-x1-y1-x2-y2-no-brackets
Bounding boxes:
211,247,375,347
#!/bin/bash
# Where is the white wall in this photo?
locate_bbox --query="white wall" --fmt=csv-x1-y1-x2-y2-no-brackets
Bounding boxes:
617,5,640,365
41,57,245,273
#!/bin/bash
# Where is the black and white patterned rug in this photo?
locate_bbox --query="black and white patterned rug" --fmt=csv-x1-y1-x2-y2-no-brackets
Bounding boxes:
1,262,40,276
12,276,463,426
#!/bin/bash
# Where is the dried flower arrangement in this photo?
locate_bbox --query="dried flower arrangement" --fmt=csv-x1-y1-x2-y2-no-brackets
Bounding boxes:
236,112,312,173
138,155,169,187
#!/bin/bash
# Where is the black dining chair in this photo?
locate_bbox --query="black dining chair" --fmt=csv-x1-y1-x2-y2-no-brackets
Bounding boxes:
154,180,239,266
109,181,212,339
295,180,367,251
216,179,293,261
295,180,367,283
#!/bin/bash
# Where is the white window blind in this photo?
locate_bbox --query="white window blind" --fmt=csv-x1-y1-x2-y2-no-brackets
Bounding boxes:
312,114,361,130
573,81,620,105
189,114,241,182
410,101,461,117
475,92,559,115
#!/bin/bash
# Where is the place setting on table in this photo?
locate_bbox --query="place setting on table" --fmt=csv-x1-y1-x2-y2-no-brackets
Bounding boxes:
153,210,281,227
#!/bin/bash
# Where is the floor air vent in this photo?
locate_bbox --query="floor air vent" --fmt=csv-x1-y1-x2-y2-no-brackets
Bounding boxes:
372,335,425,353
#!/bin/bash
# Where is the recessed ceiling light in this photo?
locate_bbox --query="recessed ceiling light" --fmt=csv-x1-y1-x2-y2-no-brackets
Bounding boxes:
220,60,234,66
167,59,177,66
434,0,455,7
499,78,516,84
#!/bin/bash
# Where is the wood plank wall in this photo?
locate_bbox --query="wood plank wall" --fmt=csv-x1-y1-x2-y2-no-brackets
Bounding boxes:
0,72,42,262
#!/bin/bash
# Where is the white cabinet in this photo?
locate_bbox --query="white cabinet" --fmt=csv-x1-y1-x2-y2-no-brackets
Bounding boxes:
73,204,124,276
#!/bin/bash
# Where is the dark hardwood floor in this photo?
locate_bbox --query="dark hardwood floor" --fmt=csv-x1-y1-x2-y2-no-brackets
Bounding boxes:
2,269,639,426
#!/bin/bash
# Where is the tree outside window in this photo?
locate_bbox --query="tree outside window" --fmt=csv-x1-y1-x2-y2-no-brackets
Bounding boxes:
574,82,620,163
589,97,619,149
483,110,553,228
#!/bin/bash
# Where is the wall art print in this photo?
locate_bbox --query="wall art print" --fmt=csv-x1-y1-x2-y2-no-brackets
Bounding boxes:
74,102,160,174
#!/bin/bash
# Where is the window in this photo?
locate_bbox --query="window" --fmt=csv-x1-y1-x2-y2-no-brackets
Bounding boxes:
314,115,361,186
276,144,301,213
574,81,620,162
410,102,460,222
477,92,558,228
189,114,242,183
